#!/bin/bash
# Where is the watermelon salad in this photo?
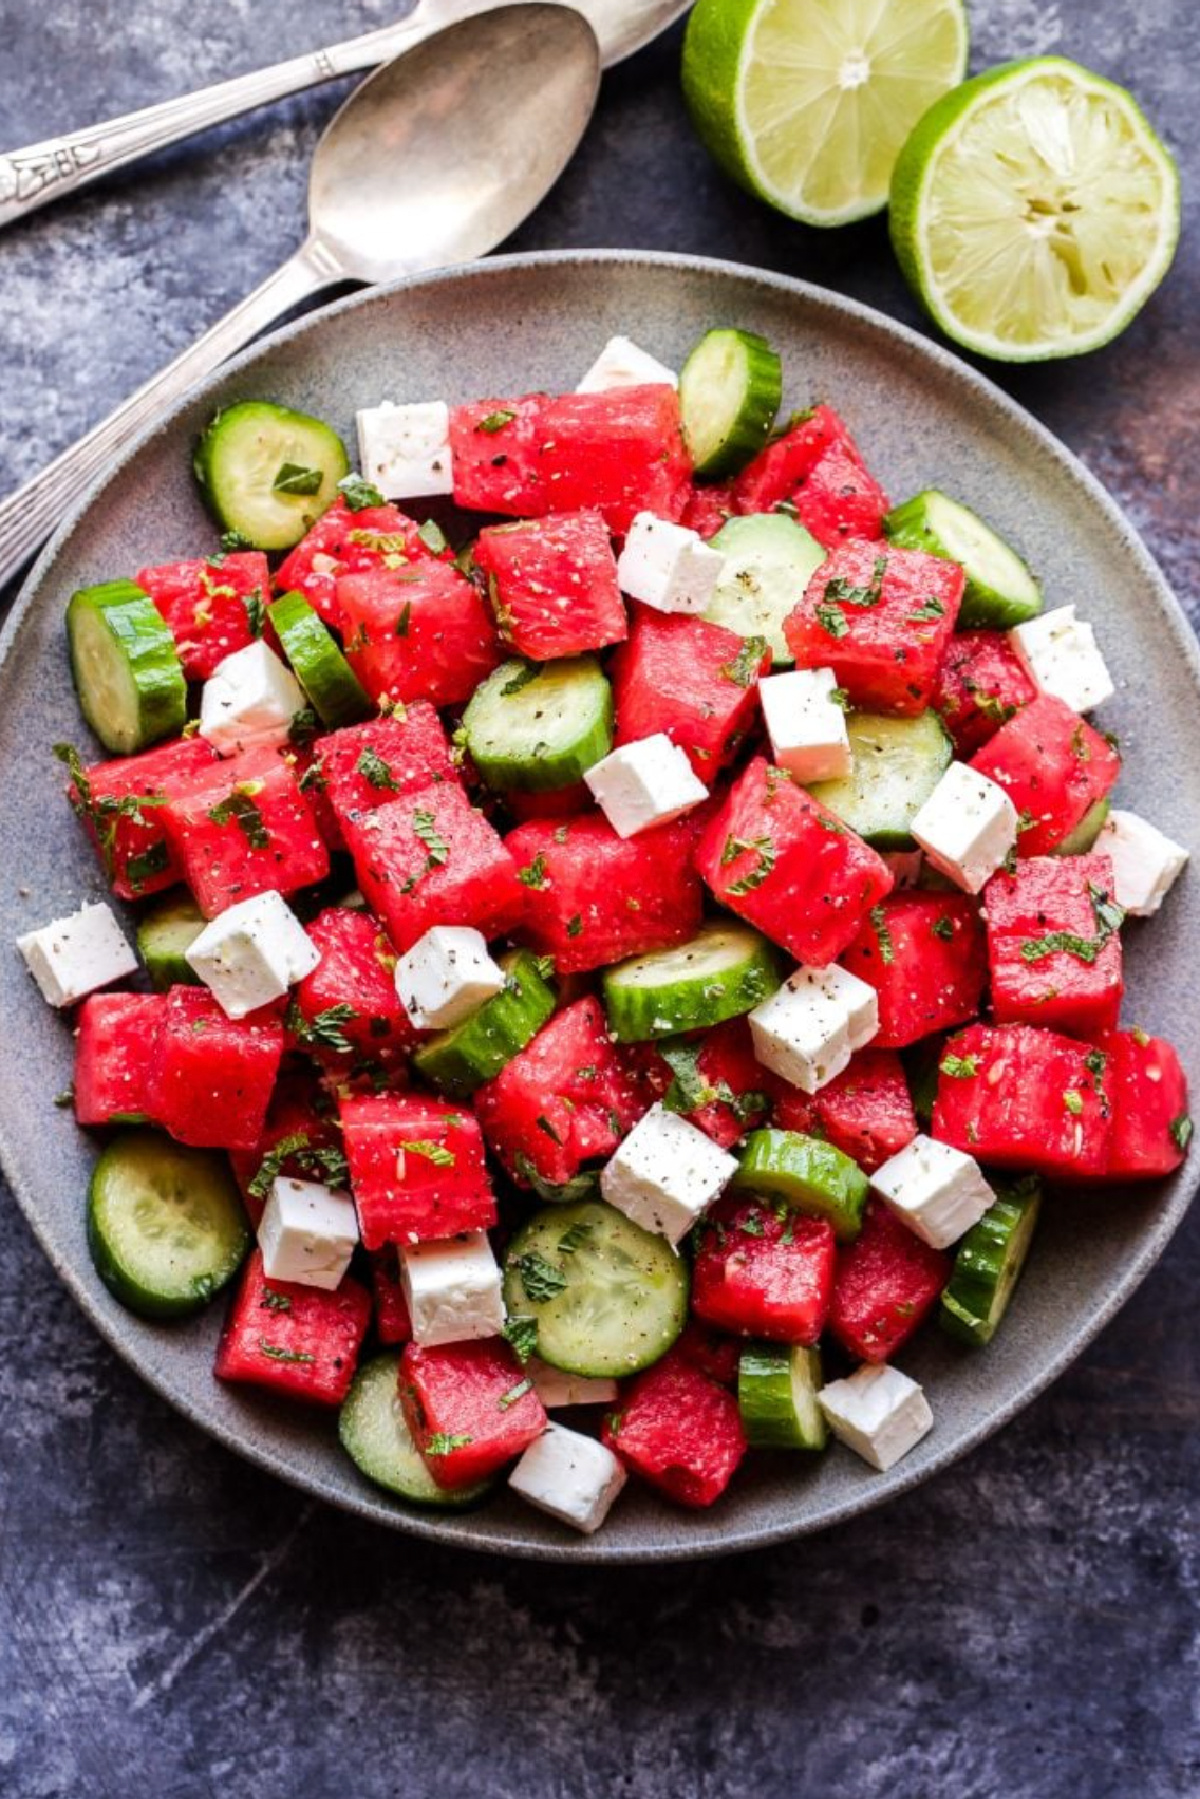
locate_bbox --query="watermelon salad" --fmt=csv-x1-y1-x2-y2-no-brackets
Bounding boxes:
15,324,1192,1538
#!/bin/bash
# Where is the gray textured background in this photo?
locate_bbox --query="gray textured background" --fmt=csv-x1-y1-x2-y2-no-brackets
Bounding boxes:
1,1,1197,1793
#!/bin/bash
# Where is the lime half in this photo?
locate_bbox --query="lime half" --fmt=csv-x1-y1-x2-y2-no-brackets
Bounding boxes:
682,0,969,227
890,57,1180,362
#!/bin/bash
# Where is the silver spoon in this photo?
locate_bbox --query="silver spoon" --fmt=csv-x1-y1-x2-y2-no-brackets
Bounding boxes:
0,0,683,232
0,3,599,592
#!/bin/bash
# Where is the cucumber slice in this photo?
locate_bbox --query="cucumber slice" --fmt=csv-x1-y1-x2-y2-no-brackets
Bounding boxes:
193,400,350,552
339,1352,493,1506
737,1344,828,1450
884,490,1042,629
411,949,557,1099
704,513,826,665
1054,797,1111,857
809,709,953,850
268,590,371,727
940,1178,1042,1346
678,327,783,478
602,922,783,1043
66,580,187,754
732,1128,869,1241
502,1201,688,1378
462,657,613,793
902,1035,945,1130
87,1130,250,1319
136,892,205,991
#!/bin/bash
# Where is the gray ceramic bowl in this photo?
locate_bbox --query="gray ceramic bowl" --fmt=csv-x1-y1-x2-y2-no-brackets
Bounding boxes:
1,251,1196,1563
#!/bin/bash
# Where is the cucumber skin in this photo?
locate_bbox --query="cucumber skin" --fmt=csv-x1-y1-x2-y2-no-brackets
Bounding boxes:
137,895,206,992
679,328,783,478
940,1181,1042,1346
1054,798,1111,856
602,929,784,1043
738,1344,828,1451
339,1354,493,1508
268,589,371,727
463,658,614,793
808,710,953,851
193,401,349,552
884,492,1042,630
67,581,188,754
411,951,557,1098
732,1129,869,1241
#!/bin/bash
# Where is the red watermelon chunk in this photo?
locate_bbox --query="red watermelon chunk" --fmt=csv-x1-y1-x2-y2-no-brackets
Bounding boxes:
337,561,502,708
475,996,648,1189
680,482,735,539
611,607,771,781
61,735,219,901
533,386,692,535
74,992,165,1126
984,853,1124,1040
602,1349,746,1508
161,744,329,918
290,907,415,1070
784,539,962,716
774,1048,917,1174
215,1249,370,1405
732,404,889,547
473,510,627,660
692,1196,837,1343
503,812,705,973
342,778,524,954
840,892,987,1048
369,1246,413,1344
340,1092,496,1248
311,706,458,835
932,1021,1111,1179
626,1017,772,1150
148,987,284,1152
827,1197,950,1363
275,496,448,628
228,1072,346,1225
400,1339,547,1489
450,394,553,516
674,1320,742,1388
695,756,893,966
1096,1029,1191,1182
969,693,1121,857
137,552,271,680
934,628,1038,757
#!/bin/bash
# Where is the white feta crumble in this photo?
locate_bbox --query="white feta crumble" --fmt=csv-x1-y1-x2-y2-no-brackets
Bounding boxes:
759,667,851,782
16,901,137,1009
818,1362,933,1471
576,336,678,393
185,890,319,1019
615,512,726,615
600,1103,736,1245
871,1132,995,1249
355,400,454,499
1095,808,1188,918
911,761,1018,895
748,963,878,1094
198,641,306,756
393,925,506,1031
1009,605,1114,714
583,734,709,838
400,1231,506,1347
258,1176,359,1290
508,1422,627,1534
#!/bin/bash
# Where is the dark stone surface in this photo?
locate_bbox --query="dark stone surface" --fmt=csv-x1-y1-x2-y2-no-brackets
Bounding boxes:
0,1,1197,1792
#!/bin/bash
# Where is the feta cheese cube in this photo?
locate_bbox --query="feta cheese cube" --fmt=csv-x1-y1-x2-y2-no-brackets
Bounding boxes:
576,335,678,394
818,1362,933,1471
600,1103,736,1245
258,1176,359,1290
394,925,506,1030
400,1231,505,1346
1009,606,1114,714
871,1132,995,1249
748,963,878,1094
583,734,708,838
355,399,454,498
1095,808,1188,917
508,1422,626,1534
185,891,319,1019
198,641,306,756
759,667,851,782
911,761,1018,895
615,512,726,615
16,900,137,1009
528,1358,619,1410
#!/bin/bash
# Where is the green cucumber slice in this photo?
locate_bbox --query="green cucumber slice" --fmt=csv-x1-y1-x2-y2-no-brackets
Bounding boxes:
87,1130,250,1319
737,1343,828,1450
809,709,953,849
502,1201,688,1378
884,490,1042,629
902,1035,945,1131
602,921,783,1043
66,580,187,754
339,1352,493,1506
732,1128,869,1241
1054,797,1111,857
136,892,206,991
940,1178,1042,1346
193,400,350,552
462,657,613,793
678,327,783,478
411,949,557,1099
268,589,371,727
704,512,826,665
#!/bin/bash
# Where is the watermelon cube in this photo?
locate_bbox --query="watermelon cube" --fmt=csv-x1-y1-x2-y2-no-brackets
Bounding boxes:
275,496,449,628
692,1196,837,1343
602,1350,747,1508
340,1092,496,1248
674,1320,742,1388
137,552,271,680
290,906,415,1070
228,1072,346,1225
934,628,1037,757
969,694,1121,856
161,744,329,918
400,1339,548,1489
626,1017,772,1151
784,540,963,717
473,510,627,660
449,394,553,516
839,892,987,1048
337,561,502,709
74,992,165,1126
503,812,705,974
774,1047,917,1174
611,607,771,781
680,482,735,539
695,756,893,966
731,404,889,548
827,1197,950,1363
342,778,524,954
1097,1029,1191,1182
533,386,692,535
215,1248,371,1405
369,1246,413,1344
932,1021,1111,1179
61,735,219,901
310,706,458,832
148,986,284,1152
474,996,648,1189
984,853,1124,1039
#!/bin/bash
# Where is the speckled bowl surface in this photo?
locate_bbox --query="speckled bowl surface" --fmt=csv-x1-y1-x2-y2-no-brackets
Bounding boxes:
1,251,1196,1563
